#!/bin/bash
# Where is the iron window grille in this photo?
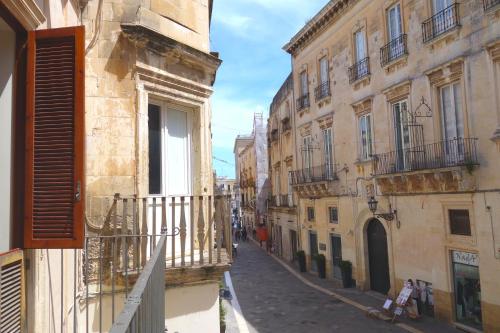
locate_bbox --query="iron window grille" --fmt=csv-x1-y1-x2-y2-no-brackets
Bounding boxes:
296,93,310,111
422,3,460,43
348,57,370,83
307,207,315,221
314,81,331,101
329,207,339,224
380,34,408,67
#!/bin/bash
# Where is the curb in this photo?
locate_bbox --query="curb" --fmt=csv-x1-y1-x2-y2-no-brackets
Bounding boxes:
247,238,423,333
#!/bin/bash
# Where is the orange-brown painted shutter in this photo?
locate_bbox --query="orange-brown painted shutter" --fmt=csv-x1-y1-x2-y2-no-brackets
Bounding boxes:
24,26,85,249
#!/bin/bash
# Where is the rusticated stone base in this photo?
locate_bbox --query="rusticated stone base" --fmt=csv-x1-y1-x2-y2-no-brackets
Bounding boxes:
433,288,454,323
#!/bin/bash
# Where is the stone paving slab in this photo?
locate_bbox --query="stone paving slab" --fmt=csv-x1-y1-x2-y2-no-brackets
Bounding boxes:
243,239,461,333
227,241,408,333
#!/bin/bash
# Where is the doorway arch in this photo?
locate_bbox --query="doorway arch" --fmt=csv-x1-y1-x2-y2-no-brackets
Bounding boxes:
367,218,390,294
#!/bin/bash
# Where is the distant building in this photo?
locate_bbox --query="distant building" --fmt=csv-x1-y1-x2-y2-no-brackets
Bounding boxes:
267,73,299,261
234,114,269,231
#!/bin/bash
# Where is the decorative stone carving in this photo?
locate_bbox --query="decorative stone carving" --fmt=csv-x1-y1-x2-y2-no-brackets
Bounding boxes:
426,58,464,86
352,96,373,116
316,113,334,129
299,122,312,137
383,80,411,103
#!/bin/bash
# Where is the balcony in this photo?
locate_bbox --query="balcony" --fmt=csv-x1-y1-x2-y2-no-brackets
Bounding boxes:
269,194,295,209
348,57,370,84
380,34,408,67
314,81,331,101
0,194,233,333
296,93,310,112
291,164,342,198
484,0,500,10
422,3,460,43
373,138,479,194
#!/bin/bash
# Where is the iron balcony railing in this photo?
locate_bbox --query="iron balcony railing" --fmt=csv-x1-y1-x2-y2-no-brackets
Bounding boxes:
348,57,370,83
484,0,500,10
422,3,460,43
109,232,167,333
296,93,310,111
314,81,331,101
380,34,408,67
290,164,338,185
373,137,479,176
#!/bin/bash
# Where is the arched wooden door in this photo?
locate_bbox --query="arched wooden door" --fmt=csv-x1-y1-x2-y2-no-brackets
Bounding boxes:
367,219,390,294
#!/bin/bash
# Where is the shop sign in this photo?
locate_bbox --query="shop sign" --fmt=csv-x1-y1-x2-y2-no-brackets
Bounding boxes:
452,251,479,267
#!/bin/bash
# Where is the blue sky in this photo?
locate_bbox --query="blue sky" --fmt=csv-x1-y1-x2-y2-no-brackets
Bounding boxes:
210,0,327,178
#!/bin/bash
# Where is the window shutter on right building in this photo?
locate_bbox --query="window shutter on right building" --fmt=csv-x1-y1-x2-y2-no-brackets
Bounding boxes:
24,26,85,249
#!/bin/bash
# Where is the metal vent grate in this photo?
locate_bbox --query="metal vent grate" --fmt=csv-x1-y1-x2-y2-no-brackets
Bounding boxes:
0,250,24,333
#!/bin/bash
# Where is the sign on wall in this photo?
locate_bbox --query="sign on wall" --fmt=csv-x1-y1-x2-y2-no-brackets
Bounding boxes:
452,251,479,267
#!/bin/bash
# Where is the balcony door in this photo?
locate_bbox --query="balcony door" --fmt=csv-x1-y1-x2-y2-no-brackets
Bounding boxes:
432,0,454,34
387,3,403,58
302,135,313,181
148,102,193,254
323,128,334,179
393,100,411,172
440,82,465,163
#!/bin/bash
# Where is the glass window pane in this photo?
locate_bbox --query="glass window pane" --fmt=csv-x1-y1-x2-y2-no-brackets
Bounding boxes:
148,104,162,194
449,209,471,236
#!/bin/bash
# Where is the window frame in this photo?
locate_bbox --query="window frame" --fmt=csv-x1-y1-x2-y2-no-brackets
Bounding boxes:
358,113,373,160
147,100,194,197
328,206,339,224
448,209,472,236
307,206,315,222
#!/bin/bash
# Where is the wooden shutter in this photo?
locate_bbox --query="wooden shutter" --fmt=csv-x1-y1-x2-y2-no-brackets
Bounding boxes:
24,26,85,249
0,249,24,332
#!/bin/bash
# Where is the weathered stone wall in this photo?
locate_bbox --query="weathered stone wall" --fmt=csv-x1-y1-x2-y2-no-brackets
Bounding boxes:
284,0,500,330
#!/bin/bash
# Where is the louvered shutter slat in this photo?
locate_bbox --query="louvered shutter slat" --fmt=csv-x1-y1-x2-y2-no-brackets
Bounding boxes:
25,26,85,249
0,251,24,333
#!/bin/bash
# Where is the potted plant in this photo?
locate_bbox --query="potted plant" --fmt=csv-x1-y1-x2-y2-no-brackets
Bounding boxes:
340,260,352,288
297,250,307,272
315,254,326,279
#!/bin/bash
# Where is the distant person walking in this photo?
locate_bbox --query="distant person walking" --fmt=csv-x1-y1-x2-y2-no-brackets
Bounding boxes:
257,223,268,248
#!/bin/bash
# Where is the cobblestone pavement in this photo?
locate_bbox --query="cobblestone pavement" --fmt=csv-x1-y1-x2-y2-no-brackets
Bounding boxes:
226,241,407,333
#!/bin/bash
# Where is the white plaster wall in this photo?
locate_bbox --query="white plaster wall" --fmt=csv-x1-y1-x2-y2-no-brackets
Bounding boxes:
165,282,220,333
0,19,15,253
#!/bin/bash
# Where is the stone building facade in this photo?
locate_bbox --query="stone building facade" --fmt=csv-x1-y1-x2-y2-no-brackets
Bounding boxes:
280,0,500,331
267,74,300,261
235,114,269,232
0,0,226,332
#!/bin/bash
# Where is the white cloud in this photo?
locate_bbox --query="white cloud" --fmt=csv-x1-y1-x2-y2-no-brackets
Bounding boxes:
211,94,267,149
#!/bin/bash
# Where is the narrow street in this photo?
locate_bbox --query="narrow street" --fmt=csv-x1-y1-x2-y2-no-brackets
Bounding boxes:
224,241,407,333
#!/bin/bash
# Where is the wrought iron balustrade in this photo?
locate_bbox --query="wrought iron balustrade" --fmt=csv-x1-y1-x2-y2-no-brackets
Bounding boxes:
296,93,310,111
380,34,408,67
109,233,166,333
348,57,370,83
314,81,331,101
484,0,500,10
373,138,479,176
290,164,337,185
422,3,460,43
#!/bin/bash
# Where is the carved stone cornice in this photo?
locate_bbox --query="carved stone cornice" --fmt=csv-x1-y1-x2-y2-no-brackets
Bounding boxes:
382,80,411,103
299,122,312,137
121,21,221,85
425,57,464,86
316,113,334,129
0,0,45,30
283,0,356,55
351,96,373,116
486,40,500,62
